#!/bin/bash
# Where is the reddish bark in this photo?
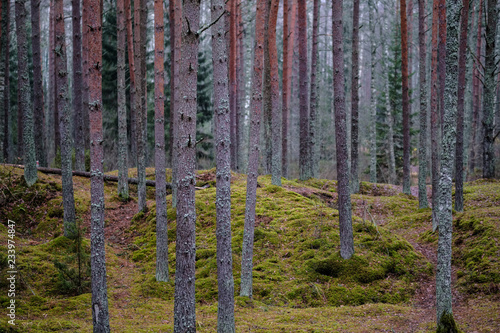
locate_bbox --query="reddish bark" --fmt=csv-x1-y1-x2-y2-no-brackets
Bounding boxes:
401,0,411,194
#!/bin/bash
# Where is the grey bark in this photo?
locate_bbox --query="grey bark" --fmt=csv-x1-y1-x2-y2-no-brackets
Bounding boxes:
309,0,319,179
332,0,354,260
369,2,377,184
0,0,9,163
15,0,37,187
436,0,460,327
211,0,236,329
117,0,129,200
3,0,10,164
240,0,266,297
173,0,199,329
262,0,272,175
350,0,360,192
73,0,84,171
418,0,429,208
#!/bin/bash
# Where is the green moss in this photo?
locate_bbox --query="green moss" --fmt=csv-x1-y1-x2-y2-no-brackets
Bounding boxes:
437,311,460,333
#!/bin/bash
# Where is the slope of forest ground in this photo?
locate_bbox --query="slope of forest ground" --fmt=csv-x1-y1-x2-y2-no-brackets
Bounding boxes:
0,164,499,332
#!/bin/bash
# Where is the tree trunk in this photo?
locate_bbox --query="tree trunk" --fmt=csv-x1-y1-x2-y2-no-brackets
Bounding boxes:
211,0,236,329
369,2,377,184
281,0,291,178
309,0,319,178
173,0,199,330
262,0,272,174
240,0,266,298
81,0,90,155
401,0,411,194
430,0,440,230
481,0,498,178
454,0,470,211
436,0,460,328
417,0,429,208
72,0,84,171
52,0,60,159
31,0,46,168
85,0,111,329
298,0,310,180
236,0,245,172
2,0,9,163
470,0,482,173
438,0,446,134
154,0,169,283
350,0,360,192
117,0,129,200
332,0,353,260
229,0,237,171
269,0,281,186
125,0,136,164
15,0,36,187
0,0,8,163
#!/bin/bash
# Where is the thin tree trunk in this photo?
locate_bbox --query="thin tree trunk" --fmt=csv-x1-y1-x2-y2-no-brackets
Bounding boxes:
385,45,397,185
281,0,291,178
15,0,36,187
454,0,470,211
173,0,199,330
236,0,245,172
117,0,129,200
125,0,136,164
269,0,281,185
309,0,319,178
401,0,411,194
211,0,235,329
72,0,84,171
85,0,111,329
240,0,266,297
2,0,9,163
418,0,429,208
438,0,446,134
32,0,46,168
369,2,377,184
52,0,60,159
154,0,169,282
350,0,360,192
0,0,8,163
332,0,353,260
229,0,237,170
470,0,482,173
436,0,460,328
298,0,310,180
55,0,77,237
262,0,272,174
430,0,440,230
81,0,89,155
481,0,498,178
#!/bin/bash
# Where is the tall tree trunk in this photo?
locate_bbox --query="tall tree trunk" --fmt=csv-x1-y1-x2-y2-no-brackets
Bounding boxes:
269,0,281,186
173,0,199,330
73,0,84,171
438,0,446,134
470,0,482,173
229,0,237,170
436,0,460,328
154,0,169,282
134,0,147,212
52,0,60,160
418,0,429,208
332,0,353,260
55,0,77,237
430,0,440,230
401,0,411,194
211,0,236,329
262,0,272,174
117,0,129,200
454,0,470,211
369,1,377,184
281,0,291,178
125,0,136,165
481,0,498,178
48,0,56,165
15,0,36,187
309,0,319,178
298,0,310,180
0,0,8,163
85,0,111,329
81,0,90,156
350,0,360,192
236,0,245,172
385,44,397,185
240,0,266,297
31,0,46,168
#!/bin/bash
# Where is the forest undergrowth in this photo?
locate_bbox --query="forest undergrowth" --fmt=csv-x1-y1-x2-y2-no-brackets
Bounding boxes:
0,165,499,332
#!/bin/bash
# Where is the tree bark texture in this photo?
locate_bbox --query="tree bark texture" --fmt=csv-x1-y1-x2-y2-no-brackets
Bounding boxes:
85,0,111,328
298,0,310,180
240,0,266,297
436,0,460,328
31,0,47,168
73,0,84,171
401,0,411,194
454,0,470,211
430,0,440,230
470,0,482,173
281,0,291,178
154,0,169,283
173,0,199,330
262,0,272,174
125,0,136,164
350,0,360,192
0,0,9,163
369,2,377,184
229,0,237,171
309,0,319,179
481,0,498,178
332,0,354,260
15,0,37,187
438,0,446,132
81,0,90,154
418,0,429,208
211,0,236,329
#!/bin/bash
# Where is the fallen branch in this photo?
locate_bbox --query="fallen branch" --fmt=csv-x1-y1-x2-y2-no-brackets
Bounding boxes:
2,164,171,189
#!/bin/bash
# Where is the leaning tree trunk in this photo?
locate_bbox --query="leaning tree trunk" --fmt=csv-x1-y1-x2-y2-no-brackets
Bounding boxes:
430,0,440,230
240,0,267,298
309,0,319,178
332,0,354,260
211,0,236,329
154,0,169,282
481,0,498,178
350,0,360,193
15,0,36,188
85,0,111,329
401,0,411,195
55,0,77,238
32,0,47,168
73,0,84,171
173,0,199,330
436,0,460,328
454,0,470,212
117,0,128,199
298,0,310,180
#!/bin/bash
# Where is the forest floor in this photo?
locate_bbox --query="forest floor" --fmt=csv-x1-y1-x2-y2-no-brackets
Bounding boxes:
0,165,499,332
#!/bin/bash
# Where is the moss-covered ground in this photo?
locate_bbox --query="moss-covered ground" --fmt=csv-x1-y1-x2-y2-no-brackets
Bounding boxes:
0,165,499,332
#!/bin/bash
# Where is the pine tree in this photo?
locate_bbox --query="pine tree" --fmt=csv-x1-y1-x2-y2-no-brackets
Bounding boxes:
73,0,84,171
430,0,440,230
0,0,9,163
281,0,292,178
309,0,319,179
401,0,411,194
298,0,310,180
350,0,360,192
